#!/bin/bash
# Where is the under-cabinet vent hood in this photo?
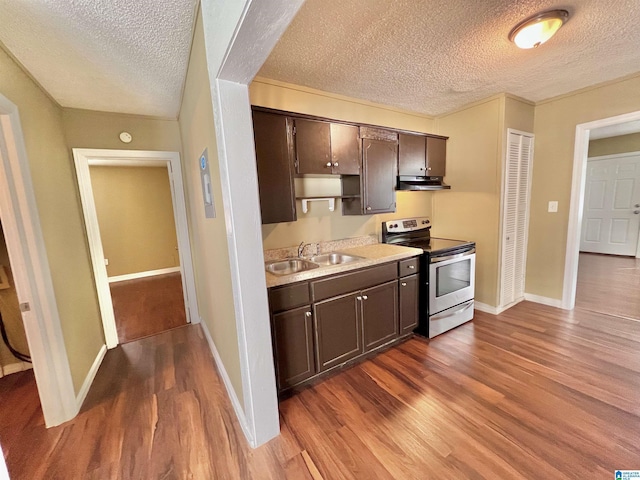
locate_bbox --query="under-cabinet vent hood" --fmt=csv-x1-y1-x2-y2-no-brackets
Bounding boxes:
397,175,450,191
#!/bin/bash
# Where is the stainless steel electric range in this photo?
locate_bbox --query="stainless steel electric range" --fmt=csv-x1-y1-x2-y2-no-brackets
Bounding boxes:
382,217,476,338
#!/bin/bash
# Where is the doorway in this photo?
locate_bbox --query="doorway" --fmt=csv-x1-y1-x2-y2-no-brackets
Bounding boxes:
73,149,200,349
564,111,640,318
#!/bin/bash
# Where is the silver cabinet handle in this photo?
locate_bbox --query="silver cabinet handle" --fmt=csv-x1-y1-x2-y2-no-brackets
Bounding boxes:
326,162,332,167
401,282,407,287
427,167,432,171
333,162,339,167
356,296,362,300
408,265,415,269
366,206,372,211
305,311,312,317
362,295,368,300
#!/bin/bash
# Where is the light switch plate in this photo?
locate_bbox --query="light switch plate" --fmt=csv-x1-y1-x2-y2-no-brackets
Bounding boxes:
548,201,558,213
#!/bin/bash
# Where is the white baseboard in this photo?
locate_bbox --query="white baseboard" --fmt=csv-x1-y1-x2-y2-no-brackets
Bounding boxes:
475,302,504,315
75,344,107,410
108,267,181,283
0,361,33,377
524,293,564,309
198,318,254,446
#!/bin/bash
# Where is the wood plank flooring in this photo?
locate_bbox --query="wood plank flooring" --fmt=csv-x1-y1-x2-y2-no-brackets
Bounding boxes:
110,272,186,343
0,301,638,479
576,252,640,320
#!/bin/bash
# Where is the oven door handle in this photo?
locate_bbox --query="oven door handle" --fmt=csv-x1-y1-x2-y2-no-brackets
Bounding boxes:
430,300,474,321
430,248,476,264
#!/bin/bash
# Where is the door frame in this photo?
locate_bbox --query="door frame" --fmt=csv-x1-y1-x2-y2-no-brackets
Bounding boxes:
73,148,200,348
0,93,77,426
563,110,640,309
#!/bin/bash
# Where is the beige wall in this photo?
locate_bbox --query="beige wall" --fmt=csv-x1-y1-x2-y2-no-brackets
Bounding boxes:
0,47,104,393
250,77,436,249
433,97,502,306
90,166,179,277
178,11,244,405
589,132,640,157
528,74,640,300
0,224,30,370
432,95,534,307
62,108,182,152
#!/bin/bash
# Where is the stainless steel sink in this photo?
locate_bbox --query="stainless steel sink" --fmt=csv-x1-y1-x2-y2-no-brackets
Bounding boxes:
265,258,319,276
308,252,365,266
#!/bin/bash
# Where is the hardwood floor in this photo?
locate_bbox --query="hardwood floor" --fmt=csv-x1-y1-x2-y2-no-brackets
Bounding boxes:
110,272,186,343
0,302,638,479
576,252,640,320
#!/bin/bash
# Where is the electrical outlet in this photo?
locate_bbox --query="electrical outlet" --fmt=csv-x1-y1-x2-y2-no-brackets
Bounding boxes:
548,201,558,213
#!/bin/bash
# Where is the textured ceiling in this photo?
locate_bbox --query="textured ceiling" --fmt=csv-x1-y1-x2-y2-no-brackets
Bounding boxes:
0,0,198,118
259,0,640,117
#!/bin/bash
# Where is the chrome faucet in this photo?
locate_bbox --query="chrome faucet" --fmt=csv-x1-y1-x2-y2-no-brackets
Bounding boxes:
298,241,309,258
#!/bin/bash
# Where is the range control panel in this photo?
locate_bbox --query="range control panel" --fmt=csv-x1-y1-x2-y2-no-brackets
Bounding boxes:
383,217,431,233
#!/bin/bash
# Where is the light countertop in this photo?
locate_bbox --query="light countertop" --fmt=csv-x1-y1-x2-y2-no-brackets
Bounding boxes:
265,243,423,288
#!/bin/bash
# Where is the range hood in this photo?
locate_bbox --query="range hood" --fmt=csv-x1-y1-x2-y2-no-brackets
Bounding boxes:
397,175,450,191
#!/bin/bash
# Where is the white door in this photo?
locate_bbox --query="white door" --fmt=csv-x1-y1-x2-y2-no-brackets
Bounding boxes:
500,130,534,308
580,154,640,256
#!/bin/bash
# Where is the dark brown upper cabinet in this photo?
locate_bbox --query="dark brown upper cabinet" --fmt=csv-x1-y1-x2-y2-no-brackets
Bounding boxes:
294,119,360,175
252,110,296,224
398,133,447,177
294,119,332,174
342,127,398,215
362,138,398,213
426,136,446,177
398,133,426,176
329,123,360,175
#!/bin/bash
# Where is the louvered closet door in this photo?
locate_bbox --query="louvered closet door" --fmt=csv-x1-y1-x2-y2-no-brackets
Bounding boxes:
500,130,534,307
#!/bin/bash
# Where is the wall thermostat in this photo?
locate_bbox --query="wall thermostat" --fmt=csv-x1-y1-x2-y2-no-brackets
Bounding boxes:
119,132,132,143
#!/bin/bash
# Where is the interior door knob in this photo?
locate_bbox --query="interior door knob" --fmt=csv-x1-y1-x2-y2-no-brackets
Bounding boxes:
366,206,372,211
326,162,332,167
333,162,339,167
362,295,368,300
401,282,407,287
305,311,312,317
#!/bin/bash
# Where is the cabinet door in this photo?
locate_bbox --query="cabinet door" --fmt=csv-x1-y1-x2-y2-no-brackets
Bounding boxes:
252,111,296,224
426,137,446,177
399,274,419,335
272,306,316,390
330,123,360,175
362,280,398,352
362,138,398,214
398,133,426,176
295,119,332,174
314,293,362,371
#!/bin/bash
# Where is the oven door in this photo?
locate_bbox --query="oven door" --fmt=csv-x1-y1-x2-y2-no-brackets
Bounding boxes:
429,249,475,315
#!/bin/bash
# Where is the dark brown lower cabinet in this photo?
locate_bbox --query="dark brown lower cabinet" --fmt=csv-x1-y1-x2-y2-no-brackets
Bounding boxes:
272,305,316,390
362,281,398,351
269,257,420,393
399,274,419,335
314,293,362,372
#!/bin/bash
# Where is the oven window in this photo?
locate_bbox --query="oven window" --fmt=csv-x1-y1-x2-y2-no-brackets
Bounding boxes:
436,259,471,297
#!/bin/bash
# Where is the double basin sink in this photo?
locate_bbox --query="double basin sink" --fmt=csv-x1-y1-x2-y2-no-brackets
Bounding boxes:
265,253,365,276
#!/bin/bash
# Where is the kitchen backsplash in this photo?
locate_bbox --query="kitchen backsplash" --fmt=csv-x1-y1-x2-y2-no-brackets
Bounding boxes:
263,234,378,261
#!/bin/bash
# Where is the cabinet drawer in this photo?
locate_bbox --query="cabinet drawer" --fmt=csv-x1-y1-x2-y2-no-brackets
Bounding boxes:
311,262,397,302
269,282,310,313
399,257,420,277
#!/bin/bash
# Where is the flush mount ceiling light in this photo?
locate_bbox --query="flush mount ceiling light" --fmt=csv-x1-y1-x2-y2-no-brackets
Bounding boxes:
509,9,569,49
